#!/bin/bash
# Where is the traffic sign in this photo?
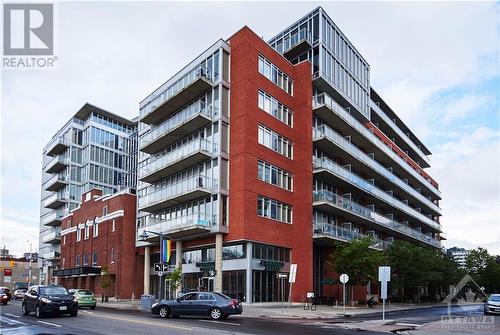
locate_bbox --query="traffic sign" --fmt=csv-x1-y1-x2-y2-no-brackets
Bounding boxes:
378,266,391,282
289,264,297,283
154,263,169,272
4,268,12,276
378,266,391,321
277,273,288,279
339,273,349,284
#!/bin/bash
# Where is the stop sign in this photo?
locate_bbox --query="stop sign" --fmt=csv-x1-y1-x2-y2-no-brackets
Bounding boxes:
4,268,12,276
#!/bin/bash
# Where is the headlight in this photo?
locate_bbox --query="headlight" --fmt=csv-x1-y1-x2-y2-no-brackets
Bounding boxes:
41,298,52,303
152,302,159,308
73,296,78,302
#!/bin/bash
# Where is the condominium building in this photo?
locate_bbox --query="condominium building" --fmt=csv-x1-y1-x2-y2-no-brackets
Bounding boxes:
137,7,442,303
447,247,469,268
39,103,138,284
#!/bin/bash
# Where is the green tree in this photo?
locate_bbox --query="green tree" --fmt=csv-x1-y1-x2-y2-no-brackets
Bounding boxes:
166,266,183,292
466,248,500,293
466,248,493,274
100,265,112,301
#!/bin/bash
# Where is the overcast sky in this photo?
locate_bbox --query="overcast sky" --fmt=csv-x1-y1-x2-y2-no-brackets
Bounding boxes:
1,1,499,257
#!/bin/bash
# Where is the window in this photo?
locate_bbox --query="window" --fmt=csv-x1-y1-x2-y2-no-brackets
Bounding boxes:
83,253,88,266
258,125,293,158
84,224,90,240
62,257,65,268
75,255,80,267
257,195,292,223
93,219,98,237
92,251,97,266
112,219,115,232
110,247,115,263
76,227,81,242
63,235,66,245
257,90,293,126
103,206,108,216
257,160,292,191
258,55,293,95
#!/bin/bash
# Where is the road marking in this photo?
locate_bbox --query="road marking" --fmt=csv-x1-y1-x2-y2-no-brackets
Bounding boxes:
199,320,241,326
81,310,95,315
4,313,21,318
90,313,192,331
0,315,28,326
37,320,62,328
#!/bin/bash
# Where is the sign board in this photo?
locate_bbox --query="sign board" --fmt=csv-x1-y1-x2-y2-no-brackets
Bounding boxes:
378,266,391,282
208,270,216,277
380,280,388,300
289,264,297,283
306,292,314,298
277,273,288,279
4,276,11,283
154,263,169,272
4,269,12,276
339,273,349,284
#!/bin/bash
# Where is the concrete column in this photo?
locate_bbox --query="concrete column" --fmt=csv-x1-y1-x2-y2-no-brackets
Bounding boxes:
245,242,253,303
175,240,182,296
214,234,223,293
143,246,150,294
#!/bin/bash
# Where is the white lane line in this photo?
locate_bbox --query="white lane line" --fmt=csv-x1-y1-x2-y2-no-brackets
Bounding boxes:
0,316,28,326
81,310,95,315
4,313,21,318
198,319,241,326
37,320,62,328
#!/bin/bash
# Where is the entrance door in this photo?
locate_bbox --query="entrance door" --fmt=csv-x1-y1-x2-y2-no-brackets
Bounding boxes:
199,277,214,291
164,279,175,300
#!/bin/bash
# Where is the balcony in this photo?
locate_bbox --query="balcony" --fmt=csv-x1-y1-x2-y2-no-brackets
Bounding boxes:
140,65,214,125
313,123,442,216
42,210,65,226
313,93,441,199
46,138,69,157
313,190,441,248
138,175,214,213
139,139,215,184
43,193,67,209
42,230,61,244
44,174,68,192
140,101,217,154
141,213,217,240
43,251,60,261
313,222,390,251
45,156,69,174
282,29,312,60
313,157,441,230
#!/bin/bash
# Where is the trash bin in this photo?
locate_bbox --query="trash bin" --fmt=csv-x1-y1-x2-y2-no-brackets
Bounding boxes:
140,294,156,309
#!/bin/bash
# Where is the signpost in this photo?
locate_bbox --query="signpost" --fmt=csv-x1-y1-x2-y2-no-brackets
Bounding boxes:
287,264,297,309
378,266,391,321
276,272,288,313
340,273,349,312
154,263,169,272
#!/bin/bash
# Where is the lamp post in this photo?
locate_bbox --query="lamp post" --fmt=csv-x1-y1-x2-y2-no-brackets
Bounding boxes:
139,230,166,301
27,240,33,287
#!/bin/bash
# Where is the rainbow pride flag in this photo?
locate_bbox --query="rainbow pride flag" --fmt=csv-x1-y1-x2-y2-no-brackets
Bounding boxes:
161,239,171,263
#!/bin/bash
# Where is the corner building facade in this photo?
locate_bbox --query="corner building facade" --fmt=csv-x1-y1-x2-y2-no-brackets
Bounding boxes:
137,7,442,303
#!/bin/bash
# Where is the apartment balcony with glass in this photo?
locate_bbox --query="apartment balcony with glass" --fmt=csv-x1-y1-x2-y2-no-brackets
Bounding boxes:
313,93,441,200
313,156,441,230
44,174,69,192
140,213,218,240
140,100,217,154
42,229,61,244
275,28,312,61
370,101,430,168
139,139,216,184
46,137,69,157
313,124,441,218
42,209,66,227
43,250,60,261
43,192,68,209
45,155,69,174
140,65,214,125
313,221,391,251
138,175,215,213
313,190,441,248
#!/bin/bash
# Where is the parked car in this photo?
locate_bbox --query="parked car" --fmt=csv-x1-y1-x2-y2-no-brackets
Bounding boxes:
0,289,9,305
151,291,242,320
69,289,96,309
484,294,500,315
22,285,78,318
0,287,12,301
14,289,27,300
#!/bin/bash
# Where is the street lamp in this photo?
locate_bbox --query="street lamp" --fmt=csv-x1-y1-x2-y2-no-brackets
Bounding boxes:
139,230,167,301
27,240,33,287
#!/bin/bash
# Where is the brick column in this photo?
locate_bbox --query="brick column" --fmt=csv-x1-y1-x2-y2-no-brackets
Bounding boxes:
143,246,150,294
214,233,223,293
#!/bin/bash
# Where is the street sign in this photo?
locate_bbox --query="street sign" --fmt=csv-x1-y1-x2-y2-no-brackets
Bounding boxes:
378,266,391,321
289,264,297,283
4,269,12,276
208,270,216,277
339,273,349,284
277,273,288,279
4,276,11,283
158,272,163,277
378,266,391,282
154,263,169,272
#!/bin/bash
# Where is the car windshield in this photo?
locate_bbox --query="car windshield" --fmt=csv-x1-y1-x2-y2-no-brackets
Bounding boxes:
489,295,500,302
78,290,94,295
213,292,232,300
40,286,69,295
0,290,4,294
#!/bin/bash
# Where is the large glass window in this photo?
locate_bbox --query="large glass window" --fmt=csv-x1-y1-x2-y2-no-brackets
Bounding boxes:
257,90,293,127
257,196,292,223
258,55,293,95
257,160,292,191
257,125,293,158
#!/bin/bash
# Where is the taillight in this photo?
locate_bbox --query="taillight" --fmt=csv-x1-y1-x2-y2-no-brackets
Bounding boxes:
229,299,239,308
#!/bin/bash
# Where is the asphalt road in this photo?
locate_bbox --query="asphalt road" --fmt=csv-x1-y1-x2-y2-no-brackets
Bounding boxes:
0,300,387,335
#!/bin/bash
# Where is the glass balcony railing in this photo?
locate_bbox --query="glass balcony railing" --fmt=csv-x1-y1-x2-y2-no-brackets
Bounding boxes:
141,100,217,150
139,138,216,180
45,155,69,173
46,137,70,156
140,64,212,121
139,175,215,210
313,156,441,230
42,229,61,244
313,221,391,250
43,250,60,260
44,174,69,191
43,192,68,208
281,29,312,54
313,93,441,198
313,123,442,216
370,101,430,166
313,190,441,248
42,210,66,226
143,212,217,235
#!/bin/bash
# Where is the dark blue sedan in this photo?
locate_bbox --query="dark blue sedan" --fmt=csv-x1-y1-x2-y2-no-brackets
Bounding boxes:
151,291,242,320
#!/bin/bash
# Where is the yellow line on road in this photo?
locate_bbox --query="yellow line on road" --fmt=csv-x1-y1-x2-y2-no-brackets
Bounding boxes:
89,313,193,331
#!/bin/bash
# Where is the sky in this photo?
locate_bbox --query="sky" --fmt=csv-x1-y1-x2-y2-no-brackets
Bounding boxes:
1,1,499,257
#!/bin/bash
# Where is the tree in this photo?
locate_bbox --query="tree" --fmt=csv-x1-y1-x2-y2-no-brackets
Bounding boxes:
466,248,500,294
100,265,112,302
466,248,493,274
166,266,182,292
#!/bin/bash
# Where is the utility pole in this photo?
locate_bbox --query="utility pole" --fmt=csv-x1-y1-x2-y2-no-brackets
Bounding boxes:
27,240,32,287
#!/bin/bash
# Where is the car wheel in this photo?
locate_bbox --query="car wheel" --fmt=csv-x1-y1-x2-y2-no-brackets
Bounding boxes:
36,305,44,318
158,306,170,318
2,301,7,306
22,303,29,316
209,307,223,320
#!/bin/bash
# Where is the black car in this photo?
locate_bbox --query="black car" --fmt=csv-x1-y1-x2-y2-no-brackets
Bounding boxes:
22,285,78,318
0,287,12,301
151,291,243,320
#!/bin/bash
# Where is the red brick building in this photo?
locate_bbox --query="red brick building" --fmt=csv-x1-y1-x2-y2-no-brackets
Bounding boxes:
55,189,143,299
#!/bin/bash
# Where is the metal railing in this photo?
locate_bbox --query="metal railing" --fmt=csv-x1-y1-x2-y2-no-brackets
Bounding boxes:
313,221,391,250
43,192,68,207
313,190,441,247
42,210,66,225
143,212,217,235
140,64,212,119
281,29,312,53
45,155,69,171
42,229,61,243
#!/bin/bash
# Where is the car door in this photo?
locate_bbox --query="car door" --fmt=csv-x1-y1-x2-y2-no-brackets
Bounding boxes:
170,293,197,315
194,293,216,315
